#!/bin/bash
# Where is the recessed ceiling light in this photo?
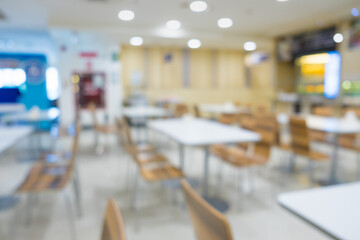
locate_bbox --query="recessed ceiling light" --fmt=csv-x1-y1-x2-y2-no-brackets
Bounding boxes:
188,39,201,49
190,1,208,12
277,0,289,2
333,33,344,43
166,20,181,30
243,41,257,51
118,10,135,21
217,18,233,28
351,8,359,17
130,37,143,46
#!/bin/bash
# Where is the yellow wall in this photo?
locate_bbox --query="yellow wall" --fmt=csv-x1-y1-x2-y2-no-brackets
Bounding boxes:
121,45,276,110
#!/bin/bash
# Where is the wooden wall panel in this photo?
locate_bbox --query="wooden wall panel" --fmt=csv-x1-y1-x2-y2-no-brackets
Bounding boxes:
216,50,245,88
161,48,182,88
122,46,144,94
148,48,162,89
189,49,213,88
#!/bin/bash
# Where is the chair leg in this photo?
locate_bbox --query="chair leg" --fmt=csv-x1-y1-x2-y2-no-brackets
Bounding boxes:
308,160,315,186
63,190,76,240
72,169,82,218
216,160,224,195
9,196,21,240
25,193,35,226
357,153,360,180
131,169,140,231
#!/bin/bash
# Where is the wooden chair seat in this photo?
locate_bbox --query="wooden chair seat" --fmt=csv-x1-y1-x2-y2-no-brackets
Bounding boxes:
136,152,168,166
247,153,269,165
338,134,359,151
140,164,184,181
16,163,72,193
210,144,228,158
309,151,329,161
96,125,117,134
223,147,253,167
277,142,291,151
125,144,156,155
309,130,328,142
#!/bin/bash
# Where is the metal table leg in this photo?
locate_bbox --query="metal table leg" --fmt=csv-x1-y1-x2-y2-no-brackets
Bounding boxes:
202,146,229,213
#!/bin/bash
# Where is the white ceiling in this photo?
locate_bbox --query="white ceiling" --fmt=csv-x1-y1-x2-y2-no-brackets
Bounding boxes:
1,0,360,49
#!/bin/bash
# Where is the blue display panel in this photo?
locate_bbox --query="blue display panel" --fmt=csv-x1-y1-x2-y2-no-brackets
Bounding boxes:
324,51,341,99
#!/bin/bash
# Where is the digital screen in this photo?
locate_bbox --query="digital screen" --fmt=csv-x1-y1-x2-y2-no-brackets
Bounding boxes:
324,51,341,99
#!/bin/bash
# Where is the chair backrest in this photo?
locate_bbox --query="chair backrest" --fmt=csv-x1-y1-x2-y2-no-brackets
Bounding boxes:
88,102,99,128
101,198,127,240
253,114,277,159
174,104,189,117
68,123,81,169
181,180,233,240
193,104,201,118
114,117,136,151
313,106,333,117
239,114,255,130
289,116,310,156
218,114,237,125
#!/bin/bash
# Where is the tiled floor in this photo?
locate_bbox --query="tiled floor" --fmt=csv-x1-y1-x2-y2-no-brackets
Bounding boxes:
1,129,359,240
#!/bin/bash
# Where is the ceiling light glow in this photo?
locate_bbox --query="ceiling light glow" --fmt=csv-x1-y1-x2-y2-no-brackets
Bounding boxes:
166,20,181,30
333,33,344,43
217,18,233,28
243,41,257,51
277,0,289,2
351,8,359,17
190,1,208,12
188,39,201,49
130,37,143,46
118,10,135,21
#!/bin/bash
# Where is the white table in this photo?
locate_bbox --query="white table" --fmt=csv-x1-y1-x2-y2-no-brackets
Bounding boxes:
0,104,25,114
277,114,360,184
0,126,34,210
123,106,170,142
278,182,360,240
149,118,261,212
199,104,249,115
0,126,34,153
1,107,60,124
123,106,170,119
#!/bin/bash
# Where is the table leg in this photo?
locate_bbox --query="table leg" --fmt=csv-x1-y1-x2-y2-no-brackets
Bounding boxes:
328,134,340,185
179,144,184,171
202,146,229,212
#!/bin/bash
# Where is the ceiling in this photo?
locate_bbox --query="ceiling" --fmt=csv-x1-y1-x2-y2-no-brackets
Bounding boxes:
1,0,360,49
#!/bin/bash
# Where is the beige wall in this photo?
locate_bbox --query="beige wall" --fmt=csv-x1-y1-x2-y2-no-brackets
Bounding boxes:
121,45,276,110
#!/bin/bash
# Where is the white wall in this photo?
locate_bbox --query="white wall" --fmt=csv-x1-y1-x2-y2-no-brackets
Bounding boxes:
51,30,122,126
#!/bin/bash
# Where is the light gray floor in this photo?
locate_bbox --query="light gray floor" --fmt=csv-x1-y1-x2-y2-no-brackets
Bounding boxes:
1,128,359,240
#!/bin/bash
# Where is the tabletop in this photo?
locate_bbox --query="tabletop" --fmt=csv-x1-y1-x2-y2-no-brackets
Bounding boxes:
123,106,170,118
277,114,360,134
0,126,34,153
278,182,360,240
148,118,261,146
198,104,249,114
1,107,60,123
0,104,26,114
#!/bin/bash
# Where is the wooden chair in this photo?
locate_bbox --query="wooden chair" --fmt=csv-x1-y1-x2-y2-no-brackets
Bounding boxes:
174,103,189,118
218,113,237,125
131,151,184,229
88,102,117,153
101,198,126,240
310,106,334,143
181,179,233,240
193,104,201,118
338,108,360,179
289,116,329,184
13,125,82,240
